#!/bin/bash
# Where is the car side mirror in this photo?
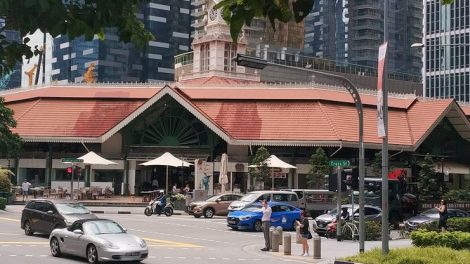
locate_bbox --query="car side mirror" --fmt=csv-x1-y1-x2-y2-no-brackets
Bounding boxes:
73,229,83,235
216,198,221,203
47,210,54,215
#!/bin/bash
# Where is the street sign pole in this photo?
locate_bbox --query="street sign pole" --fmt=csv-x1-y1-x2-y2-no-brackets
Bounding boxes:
336,166,342,241
70,162,75,200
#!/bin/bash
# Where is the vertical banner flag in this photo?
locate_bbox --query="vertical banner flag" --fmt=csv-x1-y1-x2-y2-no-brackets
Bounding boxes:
377,42,388,138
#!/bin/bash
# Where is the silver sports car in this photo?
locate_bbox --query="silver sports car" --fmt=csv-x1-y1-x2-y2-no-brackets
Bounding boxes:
49,219,148,263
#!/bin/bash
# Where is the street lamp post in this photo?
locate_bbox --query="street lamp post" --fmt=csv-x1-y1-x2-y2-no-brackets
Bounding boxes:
235,54,366,253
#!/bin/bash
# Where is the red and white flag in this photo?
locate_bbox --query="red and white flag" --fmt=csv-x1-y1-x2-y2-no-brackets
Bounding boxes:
377,42,388,138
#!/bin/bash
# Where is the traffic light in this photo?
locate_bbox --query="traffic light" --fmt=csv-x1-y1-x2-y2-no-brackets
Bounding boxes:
75,166,82,178
344,168,359,191
66,167,73,175
328,172,347,192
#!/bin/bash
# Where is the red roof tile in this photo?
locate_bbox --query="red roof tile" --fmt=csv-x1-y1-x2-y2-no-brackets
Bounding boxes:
7,98,145,138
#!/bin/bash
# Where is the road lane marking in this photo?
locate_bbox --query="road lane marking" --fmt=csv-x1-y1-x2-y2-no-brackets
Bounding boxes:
0,233,21,236
143,237,203,248
0,242,48,245
0,217,20,222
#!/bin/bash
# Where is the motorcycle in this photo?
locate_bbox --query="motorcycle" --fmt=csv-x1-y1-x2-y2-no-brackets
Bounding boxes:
144,195,174,217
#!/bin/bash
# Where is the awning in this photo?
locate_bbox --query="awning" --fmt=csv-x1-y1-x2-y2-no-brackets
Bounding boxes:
434,161,470,175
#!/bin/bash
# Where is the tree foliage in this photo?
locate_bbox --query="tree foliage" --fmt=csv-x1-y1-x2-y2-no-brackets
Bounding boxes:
249,146,270,189
0,0,154,77
0,168,13,193
216,0,454,42
418,154,441,198
0,97,22,157
215,0,315,41
306,147,329,189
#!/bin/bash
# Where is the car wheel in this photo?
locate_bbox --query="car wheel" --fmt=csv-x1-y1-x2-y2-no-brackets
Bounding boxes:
254,220,263,232
87,244,99,264
50,237,61,257
24,221,33,236
194,214,201,218
204,208,215,218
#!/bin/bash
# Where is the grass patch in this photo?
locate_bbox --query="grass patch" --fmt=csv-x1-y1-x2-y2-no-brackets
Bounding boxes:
342,247,470,264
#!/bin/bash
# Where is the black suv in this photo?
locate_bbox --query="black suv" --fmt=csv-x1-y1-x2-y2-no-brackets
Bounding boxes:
21,199,97,236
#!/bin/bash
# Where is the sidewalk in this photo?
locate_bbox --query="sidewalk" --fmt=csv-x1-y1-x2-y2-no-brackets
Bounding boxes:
246,234,412,264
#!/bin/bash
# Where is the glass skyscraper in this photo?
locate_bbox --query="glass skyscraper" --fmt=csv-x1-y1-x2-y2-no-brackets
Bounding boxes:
424,0,470,102
0,19,21,89
51,0,191,83
304,0,422,75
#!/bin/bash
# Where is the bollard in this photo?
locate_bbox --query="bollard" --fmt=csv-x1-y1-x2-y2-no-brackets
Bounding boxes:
272,229,280,252
296,226,301,244
283,233,291,255
276,226,283,245
269,226,275,249
313,234,321,259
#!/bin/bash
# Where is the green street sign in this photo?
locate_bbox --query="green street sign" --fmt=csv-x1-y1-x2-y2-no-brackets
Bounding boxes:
62,158,83,163
329,160,350,167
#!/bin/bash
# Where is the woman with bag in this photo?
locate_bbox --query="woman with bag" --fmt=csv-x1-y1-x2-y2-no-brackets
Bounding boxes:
296,209,311,257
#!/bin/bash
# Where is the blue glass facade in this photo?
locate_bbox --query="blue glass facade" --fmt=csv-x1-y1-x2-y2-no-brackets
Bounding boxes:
51,0,191,83
0,19,21,89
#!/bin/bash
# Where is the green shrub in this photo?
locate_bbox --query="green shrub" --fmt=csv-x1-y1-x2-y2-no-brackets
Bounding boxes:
419,218,470,233
343,247,470,264
0,169,13,193
411,230,470,250
0,197,6,210
342,221,382,241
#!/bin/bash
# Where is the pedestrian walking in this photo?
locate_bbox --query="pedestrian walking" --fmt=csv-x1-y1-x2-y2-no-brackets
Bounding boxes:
437,199,448,232
184,184,192,213
21,179,32,201
260,199,272,251
296,209,311,256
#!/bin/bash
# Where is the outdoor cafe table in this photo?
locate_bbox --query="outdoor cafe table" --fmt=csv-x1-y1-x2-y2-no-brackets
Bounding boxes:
140,190,158,202
30,187,44,198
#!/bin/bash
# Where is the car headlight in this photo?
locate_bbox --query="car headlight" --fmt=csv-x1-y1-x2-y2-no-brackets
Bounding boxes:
139,239,147,248
102,240,120,249
240,216,251,221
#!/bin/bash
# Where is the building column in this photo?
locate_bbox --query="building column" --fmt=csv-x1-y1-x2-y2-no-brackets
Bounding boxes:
45,145,52,187
128,160,136,195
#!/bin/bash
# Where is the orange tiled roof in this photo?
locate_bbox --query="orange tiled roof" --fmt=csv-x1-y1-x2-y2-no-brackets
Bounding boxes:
1,84,468,149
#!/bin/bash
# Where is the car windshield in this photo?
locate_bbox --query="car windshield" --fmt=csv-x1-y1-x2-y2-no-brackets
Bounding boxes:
242,204,263,212
328,207,353,216
55,203,91,215
83,221,125,235
421,208,439,216
240,193,259,202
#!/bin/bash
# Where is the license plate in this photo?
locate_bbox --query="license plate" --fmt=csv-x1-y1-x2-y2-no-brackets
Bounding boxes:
228,220,236,225
126,252,140,256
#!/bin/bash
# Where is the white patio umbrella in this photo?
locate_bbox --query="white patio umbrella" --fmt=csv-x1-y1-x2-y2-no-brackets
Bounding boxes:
249,155,296,190
77,151,118,196
219,153,229,193
140,152,191,193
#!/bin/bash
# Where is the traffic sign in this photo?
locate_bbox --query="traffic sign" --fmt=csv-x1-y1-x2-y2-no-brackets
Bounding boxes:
329,160,350,167
62,158,83,163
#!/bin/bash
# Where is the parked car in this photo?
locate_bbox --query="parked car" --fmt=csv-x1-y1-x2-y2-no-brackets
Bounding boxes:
228,190,299,211
21,198,97,236
189,193,243,218
50,218,148,263
404,208,470,231
227,202,302,232
314,204,382,235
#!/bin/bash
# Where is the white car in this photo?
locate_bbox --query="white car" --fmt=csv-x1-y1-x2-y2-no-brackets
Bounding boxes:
49,219,148,263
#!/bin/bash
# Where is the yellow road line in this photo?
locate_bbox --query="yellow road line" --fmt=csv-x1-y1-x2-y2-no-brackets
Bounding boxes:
0,242,48,245
0,217,20,222
143,237,203,248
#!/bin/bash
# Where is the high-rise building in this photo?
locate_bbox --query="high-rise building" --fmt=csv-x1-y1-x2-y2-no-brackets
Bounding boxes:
305,0,422,75
423,0,470,102
51,0,191,84
0,19,21,89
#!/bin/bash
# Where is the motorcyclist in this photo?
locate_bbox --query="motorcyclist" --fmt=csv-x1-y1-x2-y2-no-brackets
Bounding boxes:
153,191,166,215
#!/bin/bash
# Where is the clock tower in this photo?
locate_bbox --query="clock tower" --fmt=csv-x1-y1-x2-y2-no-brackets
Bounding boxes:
181,0,259,82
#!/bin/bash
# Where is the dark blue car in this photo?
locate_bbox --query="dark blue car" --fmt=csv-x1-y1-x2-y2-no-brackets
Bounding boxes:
227,202,302,232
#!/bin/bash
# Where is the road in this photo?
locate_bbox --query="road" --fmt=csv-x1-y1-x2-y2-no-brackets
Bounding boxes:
0,205,412,264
